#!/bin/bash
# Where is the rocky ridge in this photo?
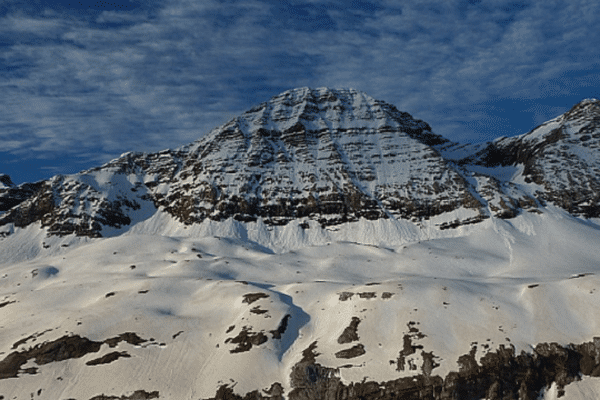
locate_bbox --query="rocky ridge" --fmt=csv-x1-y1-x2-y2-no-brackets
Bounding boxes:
208,338,600,400
439,98,600,219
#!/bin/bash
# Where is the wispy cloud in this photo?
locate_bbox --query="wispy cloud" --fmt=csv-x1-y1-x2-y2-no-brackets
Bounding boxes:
1,0,599,183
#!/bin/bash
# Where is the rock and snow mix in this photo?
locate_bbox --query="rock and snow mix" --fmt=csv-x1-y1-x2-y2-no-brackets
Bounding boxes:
0,89,599,399
0,175,13,190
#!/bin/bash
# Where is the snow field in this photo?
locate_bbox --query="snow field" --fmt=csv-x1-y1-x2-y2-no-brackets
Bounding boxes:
0,206,599,397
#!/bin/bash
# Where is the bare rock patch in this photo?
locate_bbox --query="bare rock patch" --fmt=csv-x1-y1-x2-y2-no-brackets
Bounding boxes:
86,351,131,366
88,390,159,400
335,344,366,359
243,293,270,304
337,317,361,344
225,327,268,353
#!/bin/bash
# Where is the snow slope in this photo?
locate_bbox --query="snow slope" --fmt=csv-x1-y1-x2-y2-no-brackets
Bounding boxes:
0,206,599,399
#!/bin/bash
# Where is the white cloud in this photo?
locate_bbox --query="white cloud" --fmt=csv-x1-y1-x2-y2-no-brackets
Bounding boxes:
0,14,65,33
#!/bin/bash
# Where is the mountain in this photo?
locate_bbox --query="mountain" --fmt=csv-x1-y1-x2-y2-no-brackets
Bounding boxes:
0,89,600,400
439,98,600,219
3,91,597,243
0,87,486,239
0,88,534,241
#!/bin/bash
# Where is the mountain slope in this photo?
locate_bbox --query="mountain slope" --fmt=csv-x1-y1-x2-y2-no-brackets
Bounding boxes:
0,209,599,399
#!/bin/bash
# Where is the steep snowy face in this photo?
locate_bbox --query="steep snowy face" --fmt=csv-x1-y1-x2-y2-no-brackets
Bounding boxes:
0,88,487,237
454,98,600,218
155,87,481,227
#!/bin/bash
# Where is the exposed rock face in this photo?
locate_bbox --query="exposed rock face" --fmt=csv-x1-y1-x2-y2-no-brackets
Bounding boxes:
394,322,427,372
206,383,284,400
270,314,291,340
85,351,131,366
334,344,365,359
242,293,270,304
88,390,159,400
208,337,600,400
0,181,44,216
0,332,150,379
337,317,361,344
0,176,142,237
225,327,268,353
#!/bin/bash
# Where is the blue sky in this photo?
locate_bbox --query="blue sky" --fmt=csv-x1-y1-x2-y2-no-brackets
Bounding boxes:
1,0,599,184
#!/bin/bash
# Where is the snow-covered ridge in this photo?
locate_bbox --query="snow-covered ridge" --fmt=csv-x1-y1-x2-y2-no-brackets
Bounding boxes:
0,89,598,243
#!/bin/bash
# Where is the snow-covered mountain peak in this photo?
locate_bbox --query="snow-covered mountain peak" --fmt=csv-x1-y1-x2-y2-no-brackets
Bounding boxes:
155,87,472,230
1,90,599,242
199,87,443,147
563,97,600,120
240,87,386,133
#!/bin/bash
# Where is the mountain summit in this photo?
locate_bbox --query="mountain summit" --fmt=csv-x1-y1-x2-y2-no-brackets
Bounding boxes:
133,87,483,228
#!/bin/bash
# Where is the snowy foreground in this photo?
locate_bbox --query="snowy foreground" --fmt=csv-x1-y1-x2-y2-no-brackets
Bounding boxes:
0,207,600,399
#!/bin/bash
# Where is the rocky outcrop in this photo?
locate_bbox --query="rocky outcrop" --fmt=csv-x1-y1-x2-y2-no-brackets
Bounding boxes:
0,181,44,215
86,351,131,366
207,337,600,400
206,383,284,400
88,390,160,400
337,317,361,344
0,174,14,189
242,293,270,304
0,332,150,379
0,176,142,237
225,327,268,353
